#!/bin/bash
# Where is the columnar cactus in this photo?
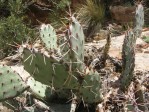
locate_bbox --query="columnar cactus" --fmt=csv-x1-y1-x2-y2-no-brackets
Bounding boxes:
100,31,111,68
134,3,144,30
134,3,144,38
120,30,135,91
120,3,144,92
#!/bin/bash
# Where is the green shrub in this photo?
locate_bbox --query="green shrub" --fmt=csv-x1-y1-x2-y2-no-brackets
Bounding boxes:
0,0,35,57
0,14,35,54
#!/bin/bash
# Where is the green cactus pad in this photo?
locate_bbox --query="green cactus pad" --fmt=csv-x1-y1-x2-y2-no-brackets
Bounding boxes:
120,30,135,91
135,4,144,31
80,68,102,103
0,65,29,101
70,16,84,61
40,24,57,50
23,48,78,89
26,77,52,99
65,16,85,71
69,16,85,60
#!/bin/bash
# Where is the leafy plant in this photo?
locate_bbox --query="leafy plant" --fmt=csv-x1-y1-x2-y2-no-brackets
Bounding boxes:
0,14,35,56
77,0,105,38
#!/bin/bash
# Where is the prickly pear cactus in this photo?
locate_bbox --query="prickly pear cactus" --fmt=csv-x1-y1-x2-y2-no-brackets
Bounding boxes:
79,68,102,103
40,24,58,51
120,3,144,92
134,3,144,38
65,16,85,71
100,31,111,68
27,77,75,101
135,3,144,31
26,77,52,99
22,16,102,104
69,16,84,62
23,48,78,89
120,30,135,91
0,65,29,101
23,48,53,85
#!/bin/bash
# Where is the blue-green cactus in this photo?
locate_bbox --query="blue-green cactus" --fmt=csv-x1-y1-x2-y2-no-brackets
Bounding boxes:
64,16,85,72
120,3,144,92
40,24,58,52
134,4,144,31
0,65,29,101
23,48,79,89
22,16,102,104
120,30,135,91
134,3,144,38
79,68,102,103
26,77,52,99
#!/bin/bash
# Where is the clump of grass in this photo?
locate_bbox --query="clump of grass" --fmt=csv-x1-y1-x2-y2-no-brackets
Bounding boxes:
77,0,105,38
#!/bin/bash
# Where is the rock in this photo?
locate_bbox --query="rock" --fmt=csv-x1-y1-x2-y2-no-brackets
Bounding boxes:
110,5,135,23
85,31,149,71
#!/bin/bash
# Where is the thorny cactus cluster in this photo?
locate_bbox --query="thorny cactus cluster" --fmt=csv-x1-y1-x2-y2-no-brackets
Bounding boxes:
0,16,102,111
0,3,145,111
23,16,102,104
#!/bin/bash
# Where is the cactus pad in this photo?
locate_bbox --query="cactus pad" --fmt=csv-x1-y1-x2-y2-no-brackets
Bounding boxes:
23,48,78,89
80,68,102,103
40,24,57,51
120,30,135,91
69,16,85,61
65,16,85,71
0,65,29,101
26,77,52,99
135,4,144,31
